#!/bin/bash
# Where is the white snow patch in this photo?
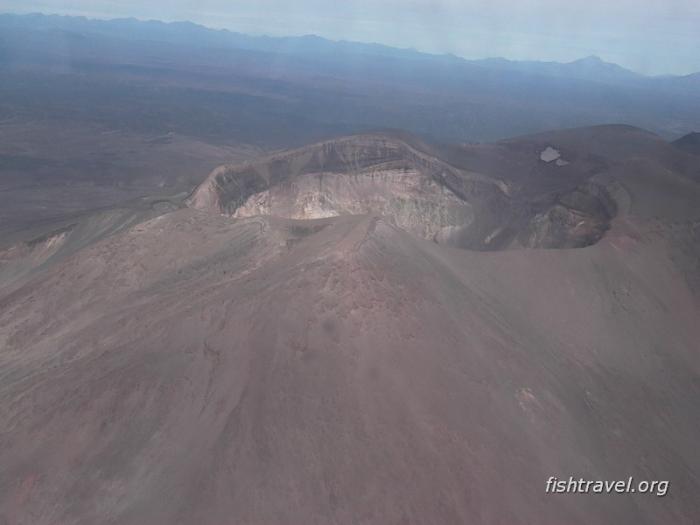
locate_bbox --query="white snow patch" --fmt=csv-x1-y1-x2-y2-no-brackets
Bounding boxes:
484,227,504,245
539,146,561,163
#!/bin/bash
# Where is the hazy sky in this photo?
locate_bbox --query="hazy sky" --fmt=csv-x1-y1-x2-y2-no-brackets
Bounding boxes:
2,0,699,75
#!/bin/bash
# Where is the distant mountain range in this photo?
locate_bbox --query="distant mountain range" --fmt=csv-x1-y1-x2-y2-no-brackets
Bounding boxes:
3,12,694,84
0,12,698,145
471,55,643,84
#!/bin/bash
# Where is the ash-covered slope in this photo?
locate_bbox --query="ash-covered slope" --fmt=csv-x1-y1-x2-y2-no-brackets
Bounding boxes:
1,124,700,524
1,209,700,525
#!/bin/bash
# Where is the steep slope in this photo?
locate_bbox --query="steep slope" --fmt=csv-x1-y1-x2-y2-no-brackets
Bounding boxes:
0,196,185,297
0,209,699,524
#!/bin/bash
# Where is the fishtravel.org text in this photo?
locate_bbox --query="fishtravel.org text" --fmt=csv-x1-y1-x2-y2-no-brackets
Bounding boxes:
545,476,668,497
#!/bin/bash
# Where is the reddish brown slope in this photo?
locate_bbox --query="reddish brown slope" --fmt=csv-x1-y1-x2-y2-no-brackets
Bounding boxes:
0,208,699,524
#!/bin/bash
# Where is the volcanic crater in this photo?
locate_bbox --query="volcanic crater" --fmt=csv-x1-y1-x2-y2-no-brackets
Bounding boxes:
187,133,618,250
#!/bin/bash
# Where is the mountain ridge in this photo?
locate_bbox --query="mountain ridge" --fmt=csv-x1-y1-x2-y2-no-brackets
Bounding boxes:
1,12,691,80
3,12,700,147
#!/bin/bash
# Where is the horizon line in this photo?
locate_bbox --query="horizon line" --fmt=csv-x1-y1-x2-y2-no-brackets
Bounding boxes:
3,10,698,78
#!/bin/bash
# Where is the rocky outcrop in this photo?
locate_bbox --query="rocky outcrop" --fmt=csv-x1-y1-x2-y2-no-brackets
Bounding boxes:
521,183,617,249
